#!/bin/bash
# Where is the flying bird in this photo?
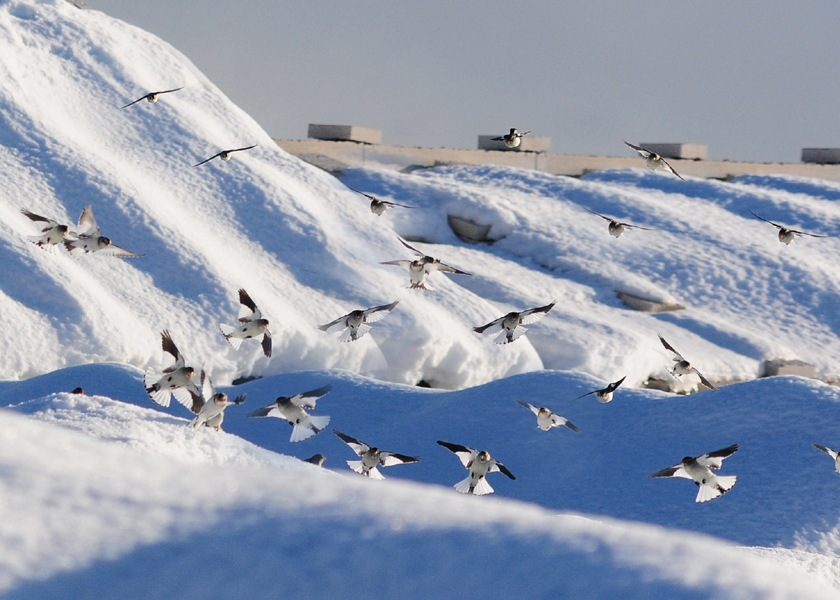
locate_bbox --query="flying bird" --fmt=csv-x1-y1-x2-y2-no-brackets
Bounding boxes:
749,210,827,245
21,209,74,252
582,207,653,238
573,376,627,403
473,302,555,344
348,188,415,216
623,141,685,181
813,443,840,474
64,205,142,258
189,369,246,431
319,300,399,342
220,288,272,357
515,400,580,432
333,429,420,480
247,384,332,442
658,334,717,391
437,441,515,496
380,238,471,290
649,444,738,503
120,86,184,109
193,144,257,167
144,330,202,410
492,128,530,149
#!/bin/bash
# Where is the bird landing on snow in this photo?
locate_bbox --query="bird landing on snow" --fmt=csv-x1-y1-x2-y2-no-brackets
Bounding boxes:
437,441,515,495
193,144,257,167
473,302,555,344
749,210,828,245
492,128,530,149
515,400,580,432
247,384,333,442
319,300,399,342
220,288,272,357
581,207,654,239
649,444,738,503
120,86,183,109
658,334,717,391
334,429,419,480
623,141,685,181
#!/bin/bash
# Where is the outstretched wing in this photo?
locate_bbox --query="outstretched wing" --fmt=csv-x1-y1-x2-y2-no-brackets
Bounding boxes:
748,210,784,230
362,300,399,323
437,440,476,468
96,243,143,258
319,313,350,332
398,238,425,258
649,464,691,479
160,330,184,368
261,331,272,358
691,368,718,392
246,404,282,418
238,288,260,320
473,315,504,335
289,384,333,408
791,228,829,238
490,460,516,480
379,260,413,268
515,399,540,416
605,376,627,393
697,444,738,469
814,443,839,460
230,144,258,154
193,151,224,167
582,206,613,222
519,302,555,325
380,452,420,467
550,414,581,432
76,205,99,237
658,156,685,181
657,334,684,361
334,429,369,456
623,140,651,158
428,261,471,276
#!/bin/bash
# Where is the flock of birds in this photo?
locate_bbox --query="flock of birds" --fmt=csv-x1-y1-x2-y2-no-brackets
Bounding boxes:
17,84,840,499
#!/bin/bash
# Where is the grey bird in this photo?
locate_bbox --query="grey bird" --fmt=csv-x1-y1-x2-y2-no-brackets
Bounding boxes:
813,443,840,474
582,207,653,238
144,330,202,410
319,300,399,342
334,429,420,480
120,86,184,109
437,441,515,495
749,210,827,245
624,141,685,180
194,144,257,167
573,376,627,403
492,128,530,149
21,209,74,252
220,288,272,357
348,188,415,216
189,369,246,431
649,444,738,503
473,302,555,344
658,334,717,391
515,400,580,432
64,205,142,258
247,384,333,442
380,238,471,290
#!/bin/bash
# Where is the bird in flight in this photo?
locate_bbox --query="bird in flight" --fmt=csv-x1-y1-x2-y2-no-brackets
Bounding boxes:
493,128,530,149
247,384,333,443
194,144,257,167
515,400,580,432
437,441,515,495
220,288,272,358
64,205,142,258
582,207,653,238
573,376,627,403
21,209,74,252
333,429,420,480
473,302,555,344
319,300,399,342
380,238,471,290
749,210,828,245
623,141,685,180
120,86,184,109
348,188,416,216
658,334,717,391
649,444,738,503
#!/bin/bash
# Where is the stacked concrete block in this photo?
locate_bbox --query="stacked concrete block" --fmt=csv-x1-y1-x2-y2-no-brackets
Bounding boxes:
762,359,816,379
308,124,382,145
801,148,840,164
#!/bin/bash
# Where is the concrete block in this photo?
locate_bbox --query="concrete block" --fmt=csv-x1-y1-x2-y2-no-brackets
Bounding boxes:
616,291,685,313
307,124,381,145
447,215,494,244
801,148,840,164
639,143,707,160
762,359,816,378
478,135,551,153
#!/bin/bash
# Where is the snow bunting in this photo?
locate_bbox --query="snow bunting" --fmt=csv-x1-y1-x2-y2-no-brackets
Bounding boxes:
334,429,420,480
144,330,202,410
658,334,717,391
120,86,183,109
582,207,653,238
303,454,326,467
190,369,246,430
220,288,272,357
492,128,530,149
64,205,141,258
813,443,840,474
194,144,257,167
21,209,74,252
247,384,333,442
348,188,415,216
437,441,515,495
473,302,555,344
318,300,399,342
649,444,738,503
380,238,471,290
515,400,580,432
573,376,627,403
749,210,827,245
623,141,685,181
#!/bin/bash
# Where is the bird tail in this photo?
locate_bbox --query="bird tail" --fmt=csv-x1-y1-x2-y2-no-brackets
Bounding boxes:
290,415,331,442
494,326,527,345
144,370,170,407
347,459,366,475
454,474,494,496
695,475,737,503
219,324,243,349
339,323,371,342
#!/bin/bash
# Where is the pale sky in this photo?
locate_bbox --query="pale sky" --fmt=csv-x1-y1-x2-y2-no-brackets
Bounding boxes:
90,1,840,163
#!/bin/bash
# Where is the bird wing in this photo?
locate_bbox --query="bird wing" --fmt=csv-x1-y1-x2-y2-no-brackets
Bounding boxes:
515,400,540,416
572,390,597,401
172,383,203,414
436,440,477,468
519,302,556,325
691,368,718,391
551,414,581,432
397,238,425,258
649,464,692,479
193,152,224,167
622,222,655,231
237,288,260,320
319,313,350,332
814,443,839,460
231,393,247,405
428,261,471,276
157,86,184,95
623,140,651,158
490,460,516,480
658,157,685,181
261,330,272,358
21,209,58,229
76,205,99,237
380,452,420,467
290,384,333,408
120,94,150,109
473,315,505,335
657,334,684,361
362,300,399,323
200,369,215,403
582,206,613,222
697,444,738,469
606,376,627,393
246,404,284,418
230,144,258,154
160,330,185,369
96,244,143,258
333,429,369,456
748,210,784,229
791,229,829,238
379,260,413,268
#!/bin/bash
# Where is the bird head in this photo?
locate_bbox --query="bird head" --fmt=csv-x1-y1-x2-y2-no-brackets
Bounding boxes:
214,393,228,406
98,236,112,247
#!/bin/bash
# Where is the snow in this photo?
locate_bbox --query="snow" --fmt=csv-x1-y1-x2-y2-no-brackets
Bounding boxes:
1,0,840,597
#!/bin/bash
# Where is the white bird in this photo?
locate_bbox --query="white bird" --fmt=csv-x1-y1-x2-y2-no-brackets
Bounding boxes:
348,188,416,216
492,128,530,149
623,141,685,181
573,376,627,403
318,300,399,342
649,444,738,503
334,429,420,480
473,302,555,344
437,441,515,495
144,330,202,410
813,443,840,474
658,334,717,391
194,144,257,167
380,238,471,290
189,369,246,430
120,86,184,109
515,400,580,432
64,205,142,258
582,207,653,238
247,384,332,442
21,209,74,252
220,288,272,357
749,210,827,245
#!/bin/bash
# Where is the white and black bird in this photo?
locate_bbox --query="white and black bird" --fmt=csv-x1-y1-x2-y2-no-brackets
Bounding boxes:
318,300,399,342
380,238,471,290
473,302,555,344
813,443,840,474
120,86,183,109
492,128,530,149
348,188,415,216
582,207,653,238
220,288,272,357
649,444,738,503
749,210,827,245
573,376,627,403
64,205,142,258
144,330,202,410
189,369,246,431
334,429,420,480
21,209,74,252
515,400,580,432
247,384,332,442
624,141,685,181
658,334,717,391
194,144,257,167
437,441,515,495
